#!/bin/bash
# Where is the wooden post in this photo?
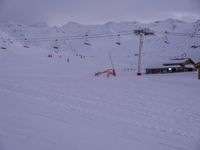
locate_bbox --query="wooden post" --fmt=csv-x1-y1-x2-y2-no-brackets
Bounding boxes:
198,69,200,80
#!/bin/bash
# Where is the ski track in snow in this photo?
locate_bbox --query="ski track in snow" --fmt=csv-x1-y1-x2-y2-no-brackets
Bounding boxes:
1,19,200,149
0,74,200,150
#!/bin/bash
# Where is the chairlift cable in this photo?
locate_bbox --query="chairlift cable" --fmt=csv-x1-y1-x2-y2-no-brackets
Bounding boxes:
15,29,200,43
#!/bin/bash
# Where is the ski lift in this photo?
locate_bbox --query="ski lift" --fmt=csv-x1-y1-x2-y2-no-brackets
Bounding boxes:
53,46,59,49
1,40,7,49
1,46,7,50
164,31,170,44
84,34,91,46
116,34,121,45
53,39,59,49
23,38,30,48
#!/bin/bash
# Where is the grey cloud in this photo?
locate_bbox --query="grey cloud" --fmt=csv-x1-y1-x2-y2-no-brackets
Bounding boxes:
0,0,199,25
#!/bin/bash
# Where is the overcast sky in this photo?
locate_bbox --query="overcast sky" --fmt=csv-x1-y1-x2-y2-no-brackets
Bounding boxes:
0,0,199,26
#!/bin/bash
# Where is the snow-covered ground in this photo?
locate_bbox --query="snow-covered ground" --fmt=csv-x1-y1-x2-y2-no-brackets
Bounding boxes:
0,19,200,150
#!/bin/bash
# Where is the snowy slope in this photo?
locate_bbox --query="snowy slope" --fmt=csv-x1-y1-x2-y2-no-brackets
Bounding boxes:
1,18,199,71
0,30,19,50
0,48,200,150
0,19,200,150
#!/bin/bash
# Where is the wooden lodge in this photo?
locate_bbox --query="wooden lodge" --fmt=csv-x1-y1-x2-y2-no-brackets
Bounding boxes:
145,58,200,80
146,61,196,74
146,66,196,74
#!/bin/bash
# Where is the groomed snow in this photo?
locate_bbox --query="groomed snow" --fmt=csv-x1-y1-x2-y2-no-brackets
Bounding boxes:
0,45,200,150
0,19,200,150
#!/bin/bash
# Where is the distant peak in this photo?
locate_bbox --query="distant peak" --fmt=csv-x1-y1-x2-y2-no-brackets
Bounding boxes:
62,21,82,28
118,21,139,25
104,21,115,26
30,22,49,28
154,18,186,24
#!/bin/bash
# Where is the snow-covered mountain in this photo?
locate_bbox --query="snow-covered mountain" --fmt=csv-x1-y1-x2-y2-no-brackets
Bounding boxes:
0,19,200,150
0,18,199,71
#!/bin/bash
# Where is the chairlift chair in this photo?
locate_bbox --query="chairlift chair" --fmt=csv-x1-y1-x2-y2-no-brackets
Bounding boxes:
164,31,170,44
116,34,121,45
53,39,59,50
1,46,7,49
84,34,91,46
23,38,30,48
53,46,59,49
1,41,7,49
